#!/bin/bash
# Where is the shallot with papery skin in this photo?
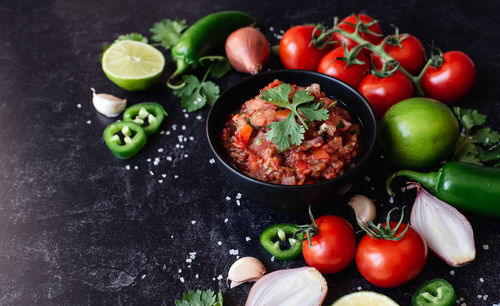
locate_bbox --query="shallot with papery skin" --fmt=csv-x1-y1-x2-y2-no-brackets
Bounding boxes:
245,266,327,306
409,183,476,267
225,27,270,75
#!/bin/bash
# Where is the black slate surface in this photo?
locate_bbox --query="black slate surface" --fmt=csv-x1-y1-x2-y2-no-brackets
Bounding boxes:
0,0,499,305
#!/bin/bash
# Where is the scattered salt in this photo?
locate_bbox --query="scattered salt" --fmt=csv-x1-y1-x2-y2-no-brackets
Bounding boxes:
77,103,82,108
162,174,166,178
166,156,172,161
134,166,138,170
184,154,188,158
86,120,92,124
172,124,177,130
217,275,223,280
450,270,455,276
479,277,484,282
149,171,154,176
195,274,199,279
178,269,182,273
482,244,489,250
181,125,186,130
236,200,241,206
158,148,164,153
236,193,242,199
271,256,275,262
178,135,184,142
389,197,394,204
217,241,222,246
141,274,146,279
174,175,179,179
224,218,228,223
158,179,163,183
191,220,196,225
229,249,239,255
166,130,171,135
245,237,251,242
147,158,151,162
364,176,371,182
180,277,185,283
357,286,362,290
196,115,202,120
189,136,194,141
226,196,231,201
125,165,130,170
186,258,192,263
160,130,165,135
184,113,189,118
209,158,215,164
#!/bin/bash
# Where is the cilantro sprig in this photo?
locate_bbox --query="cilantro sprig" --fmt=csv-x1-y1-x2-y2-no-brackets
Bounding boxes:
175,289,223,306
150,18,188,50
261,83,329,151
453,107,500,167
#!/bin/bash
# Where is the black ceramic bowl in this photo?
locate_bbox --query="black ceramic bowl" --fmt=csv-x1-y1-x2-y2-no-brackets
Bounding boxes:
206,70,377,211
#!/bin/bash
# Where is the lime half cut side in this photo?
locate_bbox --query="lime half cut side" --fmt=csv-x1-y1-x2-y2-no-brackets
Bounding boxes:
102,40,165,91
332,291,400,306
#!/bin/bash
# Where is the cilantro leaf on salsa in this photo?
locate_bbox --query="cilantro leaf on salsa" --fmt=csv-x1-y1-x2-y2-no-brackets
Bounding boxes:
260,83,330,151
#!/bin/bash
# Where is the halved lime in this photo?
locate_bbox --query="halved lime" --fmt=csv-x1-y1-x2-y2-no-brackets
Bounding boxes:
332,291,400,306
102,40,165,91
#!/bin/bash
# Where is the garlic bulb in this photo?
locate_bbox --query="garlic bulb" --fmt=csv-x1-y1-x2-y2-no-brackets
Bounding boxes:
227,256,266,288
91,88,126,117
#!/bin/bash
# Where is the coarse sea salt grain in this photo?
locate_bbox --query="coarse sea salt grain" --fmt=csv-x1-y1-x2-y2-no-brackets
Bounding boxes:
182,125,186,130
357,286,362,290
141,274,146,279
166,156,172,161
166,130,171,135
217,275,223,280
195,274,199,278
86,120,92,124
172,124,177,130
389,197,394,204
482,244,489,250
149,171,154,176
158,179,163,183
174,175,179,179
246,237,251,242
271,256,275,262
450,270,455,276
178,269,182,273
162,173,166,178
226,196,231,201
125,165,130,170
189,136,194,141
236,200,241,206
229,249,239,255
191,220,196,225
217,241,222,246
158,148,164,153
196,115,202,120
224,218,228,223
184,113,189,118
209,158,215,164
236,193,242,199
77,103,82,108
186,258,192,263
479,277,484,282
184,154,188,158
134,166,138,170
180,277,185,283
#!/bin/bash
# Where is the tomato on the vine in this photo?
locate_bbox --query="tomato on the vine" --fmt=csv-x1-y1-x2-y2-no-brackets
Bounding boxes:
301,215,356,274
356,221,428,288
317,45,370,88
421,51,476,103
372,34,426,75
358,70,414,117
279,25,332,70
334,14,383,49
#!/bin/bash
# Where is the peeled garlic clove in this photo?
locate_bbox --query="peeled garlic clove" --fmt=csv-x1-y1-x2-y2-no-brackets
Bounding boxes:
227,256,266,288
348,195,376,228
91,88,126,117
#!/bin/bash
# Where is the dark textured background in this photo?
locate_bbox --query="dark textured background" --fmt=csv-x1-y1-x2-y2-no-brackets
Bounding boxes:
0,0,499,305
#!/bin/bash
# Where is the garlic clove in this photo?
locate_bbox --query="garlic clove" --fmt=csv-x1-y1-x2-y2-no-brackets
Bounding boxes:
227,256,266,288
91,88,127,117
348,195,376,228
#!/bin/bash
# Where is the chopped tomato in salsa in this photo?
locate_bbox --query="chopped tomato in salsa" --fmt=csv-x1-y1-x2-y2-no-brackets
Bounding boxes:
221,80,362,185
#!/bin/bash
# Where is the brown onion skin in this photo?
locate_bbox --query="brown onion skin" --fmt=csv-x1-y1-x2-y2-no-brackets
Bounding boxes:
225,27,270,75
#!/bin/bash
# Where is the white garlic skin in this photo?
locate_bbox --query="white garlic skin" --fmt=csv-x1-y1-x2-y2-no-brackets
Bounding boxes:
91,88,126,117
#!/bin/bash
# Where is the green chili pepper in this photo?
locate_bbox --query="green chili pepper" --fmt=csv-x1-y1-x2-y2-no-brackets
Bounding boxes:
103,121,147,159
260,223,304,260
387,161,500,217
123,102,167,136
168,11,255,87
412,278,456,306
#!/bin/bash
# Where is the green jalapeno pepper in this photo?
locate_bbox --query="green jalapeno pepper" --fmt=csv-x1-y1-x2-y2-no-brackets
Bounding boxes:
168,11,255,87
387,161,500,217
103,121,147,159
123,102,167,136
412,278,456,306
260,223,304,260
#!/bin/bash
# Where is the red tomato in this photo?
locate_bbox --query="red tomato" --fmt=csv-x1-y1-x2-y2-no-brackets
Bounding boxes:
302,215,356,274
279,25,332,70
334,14,383,49
371,34,426,75
358,71,414,117
317,46,369,88
421,51,476,103
356,221,428,288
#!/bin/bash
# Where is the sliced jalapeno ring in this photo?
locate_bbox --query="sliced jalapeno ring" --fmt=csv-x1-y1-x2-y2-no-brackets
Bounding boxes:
123,102,167,135
260,223,304,260
103,121,147,159
412,278,456,306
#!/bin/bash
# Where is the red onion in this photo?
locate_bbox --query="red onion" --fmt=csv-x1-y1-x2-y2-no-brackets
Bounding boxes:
245,266,327,306
409,184,476,267
225,27,270,75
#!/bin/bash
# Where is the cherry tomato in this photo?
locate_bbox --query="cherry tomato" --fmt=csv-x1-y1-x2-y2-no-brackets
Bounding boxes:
356,221,428,288
317,46,369,88
358,71,414,117
372,34,426,75
334,14,383,50
421,51,476,103
279,25,332,70
302,215,356,274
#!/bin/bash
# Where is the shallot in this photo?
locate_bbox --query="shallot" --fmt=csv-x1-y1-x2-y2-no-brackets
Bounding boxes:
225,27,270,75
245,266,327,306
409,184,476,267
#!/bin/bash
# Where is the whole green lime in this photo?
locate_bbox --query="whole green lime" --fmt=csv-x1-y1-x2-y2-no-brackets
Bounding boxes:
379,97,459,169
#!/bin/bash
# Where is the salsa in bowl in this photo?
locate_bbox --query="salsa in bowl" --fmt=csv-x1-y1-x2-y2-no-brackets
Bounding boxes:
206,70,377,210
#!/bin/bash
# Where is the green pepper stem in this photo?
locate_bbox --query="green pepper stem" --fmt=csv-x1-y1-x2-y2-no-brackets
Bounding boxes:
386,169,440,197
167,59,189,89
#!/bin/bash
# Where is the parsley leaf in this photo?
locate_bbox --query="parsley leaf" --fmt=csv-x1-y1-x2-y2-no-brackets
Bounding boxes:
174,289,223,306
199,56,232,78
452,107,500,166
260,83,330,151
150,18,188,50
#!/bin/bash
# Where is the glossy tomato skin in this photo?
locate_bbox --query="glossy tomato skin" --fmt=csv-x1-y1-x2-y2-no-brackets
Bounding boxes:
302,215,356,274
356,221,428,288
334,14,383,50
372,34,426,75
421,51,476,103
358,71,414,118
317,46,370,88
279,25,332,70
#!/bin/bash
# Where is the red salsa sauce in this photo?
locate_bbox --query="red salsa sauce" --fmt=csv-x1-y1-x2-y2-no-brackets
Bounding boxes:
220,80,362,185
